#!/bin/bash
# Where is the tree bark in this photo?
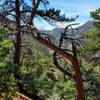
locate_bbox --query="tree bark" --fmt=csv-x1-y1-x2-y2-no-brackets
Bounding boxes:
30,0,41,25
14,0,21,65
72,59,85,100
32,32,85,100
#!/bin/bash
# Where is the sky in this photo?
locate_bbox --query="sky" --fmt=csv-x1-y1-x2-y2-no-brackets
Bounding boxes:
34,0,100,30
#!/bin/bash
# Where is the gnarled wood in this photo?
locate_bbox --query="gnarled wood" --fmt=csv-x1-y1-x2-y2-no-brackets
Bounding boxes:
32,32,85,100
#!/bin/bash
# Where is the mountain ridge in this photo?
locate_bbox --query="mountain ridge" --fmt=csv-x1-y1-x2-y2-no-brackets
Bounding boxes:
41,21,93,38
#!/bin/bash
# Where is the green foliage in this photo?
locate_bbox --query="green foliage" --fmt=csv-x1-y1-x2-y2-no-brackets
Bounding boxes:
0,0,78,99
0,27,17,99
15,37,77,99
90,8,100,29
38,8,77,22
0,1,100,99
79,8,100,100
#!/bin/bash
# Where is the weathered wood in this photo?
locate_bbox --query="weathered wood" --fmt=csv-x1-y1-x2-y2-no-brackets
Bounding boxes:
32,31,85,100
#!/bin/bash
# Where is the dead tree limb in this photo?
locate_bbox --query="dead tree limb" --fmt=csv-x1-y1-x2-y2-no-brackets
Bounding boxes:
31,24,85,100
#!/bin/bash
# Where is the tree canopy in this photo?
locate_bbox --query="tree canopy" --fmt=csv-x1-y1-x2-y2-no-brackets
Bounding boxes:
0,0,100,100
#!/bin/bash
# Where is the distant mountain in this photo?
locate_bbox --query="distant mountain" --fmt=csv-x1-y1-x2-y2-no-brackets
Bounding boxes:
42,21,93,39
74,21,93,36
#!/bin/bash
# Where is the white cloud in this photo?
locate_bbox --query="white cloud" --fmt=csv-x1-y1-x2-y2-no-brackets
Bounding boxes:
60,10,65,15
35,1,100,30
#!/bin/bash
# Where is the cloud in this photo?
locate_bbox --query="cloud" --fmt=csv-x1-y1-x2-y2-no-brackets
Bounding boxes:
60,10,65,15
34,1,100,30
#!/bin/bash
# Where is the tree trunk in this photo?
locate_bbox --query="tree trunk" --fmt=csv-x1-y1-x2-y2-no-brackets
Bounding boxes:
14,0,21,65
33,33,85,100
14,31,21,65
72,59,85,100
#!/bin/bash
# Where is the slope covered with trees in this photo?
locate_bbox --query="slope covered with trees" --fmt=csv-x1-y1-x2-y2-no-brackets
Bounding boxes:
0,0,100,100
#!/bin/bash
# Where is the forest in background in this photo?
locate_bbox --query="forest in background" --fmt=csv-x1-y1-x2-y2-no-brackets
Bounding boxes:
0,0,100,100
